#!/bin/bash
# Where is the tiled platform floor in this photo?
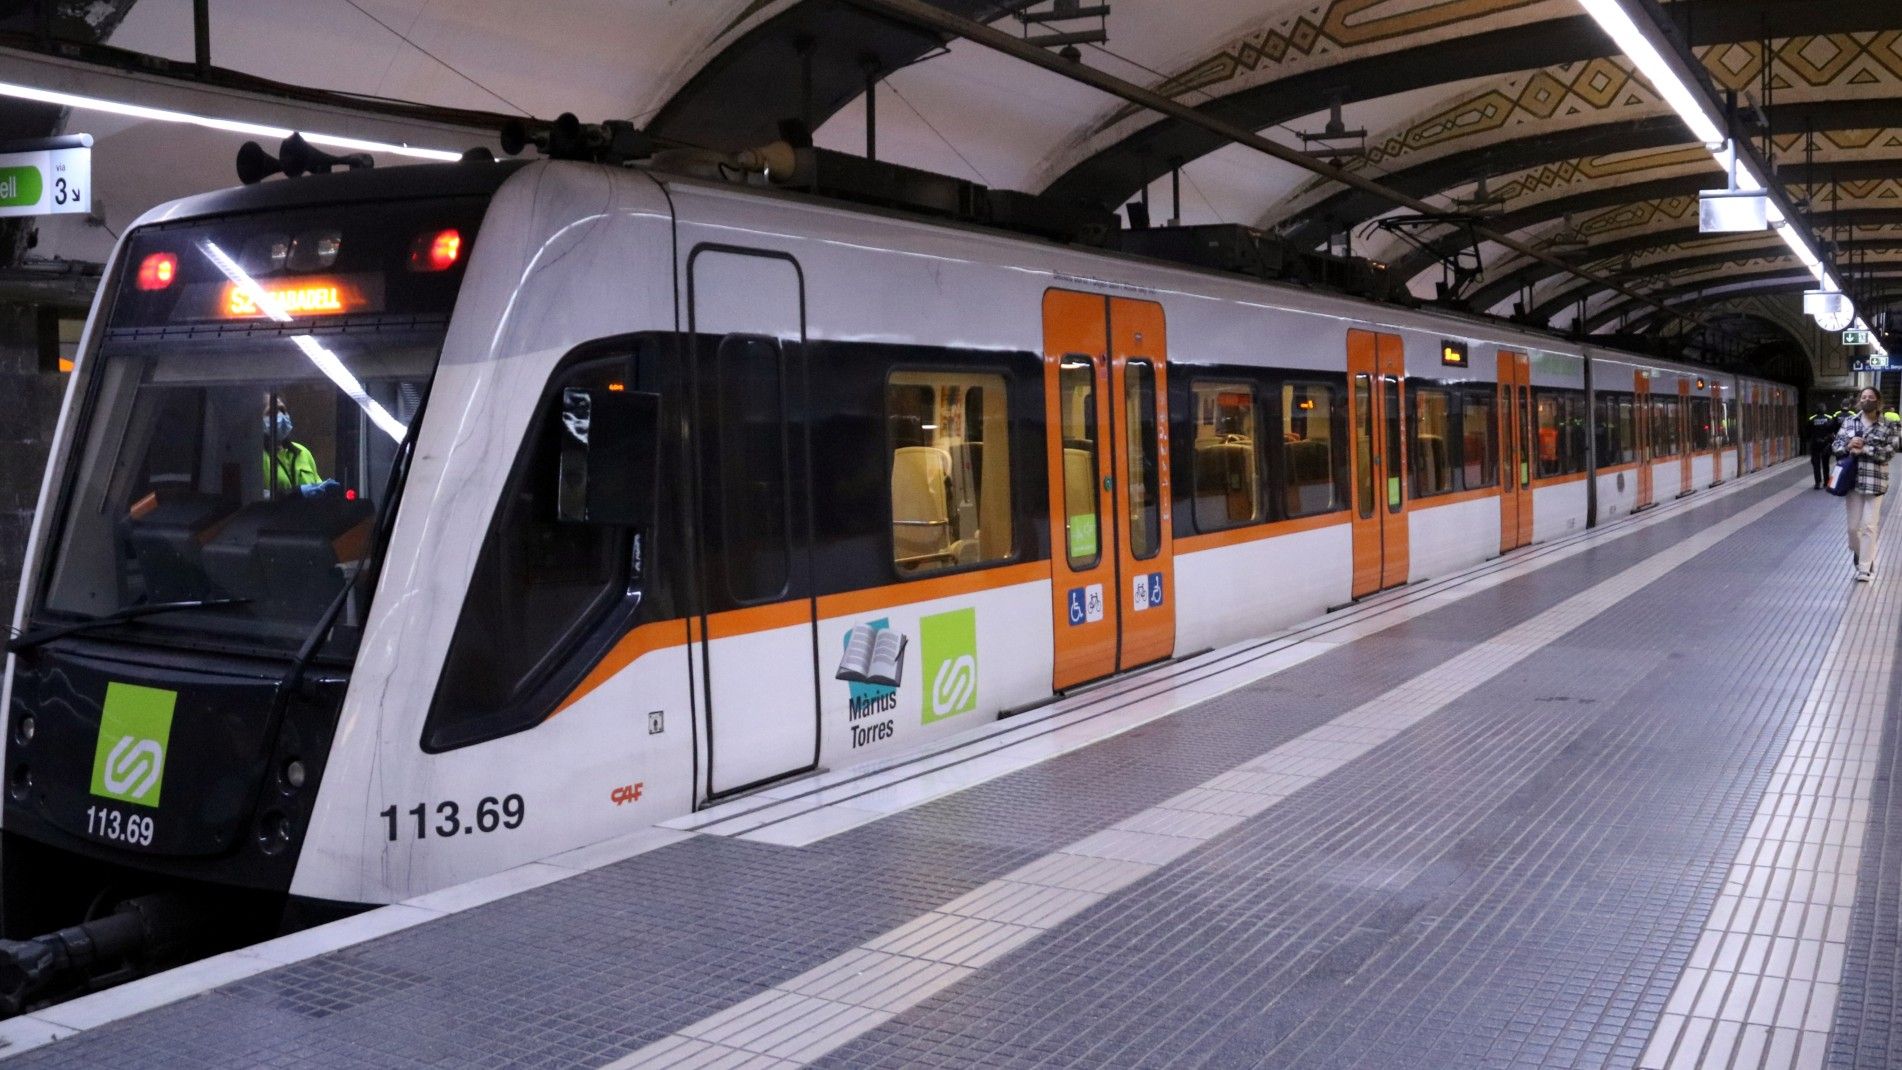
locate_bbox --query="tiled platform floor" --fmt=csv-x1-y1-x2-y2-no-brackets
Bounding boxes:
5,465,1896,1069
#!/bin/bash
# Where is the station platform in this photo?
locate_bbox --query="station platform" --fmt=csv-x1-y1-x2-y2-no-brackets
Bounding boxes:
3,461,1898,1070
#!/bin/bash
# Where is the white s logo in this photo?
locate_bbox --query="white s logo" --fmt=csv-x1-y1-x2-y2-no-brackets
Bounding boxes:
931,654,977,715
103,736,163,800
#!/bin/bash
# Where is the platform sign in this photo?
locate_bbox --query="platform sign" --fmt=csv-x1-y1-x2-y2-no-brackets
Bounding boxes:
0,145,90,217
1843,328,1873,346
1868,354,1889,370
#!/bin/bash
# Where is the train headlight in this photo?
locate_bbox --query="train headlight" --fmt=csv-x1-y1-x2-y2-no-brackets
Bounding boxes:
13,715,32,746
7,764,30,801
281,759,306,791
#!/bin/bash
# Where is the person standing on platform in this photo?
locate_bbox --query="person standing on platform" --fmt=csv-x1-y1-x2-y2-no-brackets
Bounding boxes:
1832,386,1895,582
1810,405,1841,488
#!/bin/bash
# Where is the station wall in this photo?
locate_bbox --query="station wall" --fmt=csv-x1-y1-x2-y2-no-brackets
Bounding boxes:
0,306,66,617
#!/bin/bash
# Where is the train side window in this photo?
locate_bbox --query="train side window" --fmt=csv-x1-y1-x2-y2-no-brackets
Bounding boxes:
1535,392,1563,477
1283,381,1340,517
426,350,632,751
1593,393,1617,468
1059,357,1101,568
1689,397,1713,452
1191,380,1260,530
1410,385,1454,498
1460,387,1497,489
1617,396,1637,463
887,369,1013,576
1652,397,1677,456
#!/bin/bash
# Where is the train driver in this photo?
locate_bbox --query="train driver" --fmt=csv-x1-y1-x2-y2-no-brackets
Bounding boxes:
262,397,339,499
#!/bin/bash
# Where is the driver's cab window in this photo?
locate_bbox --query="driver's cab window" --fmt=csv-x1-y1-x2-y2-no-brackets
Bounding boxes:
45,332,431,650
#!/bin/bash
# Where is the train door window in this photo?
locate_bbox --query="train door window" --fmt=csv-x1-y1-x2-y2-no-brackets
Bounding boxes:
1125,360,1161,559
427,350,633,750
1535,392,1562,477
1354,374,1374,518
1284,381,1340,517
715,336,791,602
1516,388,1533,488
1382,376,1403,512
1410,385,1454,498
1191,380,1260,530
888,369,1013,576
1060,357,1101,567
1460,387,1497,489
1617,396,1637,463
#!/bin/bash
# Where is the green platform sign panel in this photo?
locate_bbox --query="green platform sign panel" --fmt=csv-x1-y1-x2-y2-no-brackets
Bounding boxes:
0,144,90,218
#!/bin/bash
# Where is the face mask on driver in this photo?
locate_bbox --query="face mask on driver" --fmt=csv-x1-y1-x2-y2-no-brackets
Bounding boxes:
264,412,293,441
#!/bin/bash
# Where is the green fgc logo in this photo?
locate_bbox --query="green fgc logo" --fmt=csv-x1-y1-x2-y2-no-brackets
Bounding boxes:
920,608,978,724
89,683,176,807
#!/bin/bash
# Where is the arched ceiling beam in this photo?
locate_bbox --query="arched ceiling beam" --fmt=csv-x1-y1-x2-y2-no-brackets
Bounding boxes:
650,0,1018,151
1390,159,1902,283
1467,206,1902,314
1039,2,1896,207
1535,239,1902,323
1281,98,1902,247
834,0,1708,333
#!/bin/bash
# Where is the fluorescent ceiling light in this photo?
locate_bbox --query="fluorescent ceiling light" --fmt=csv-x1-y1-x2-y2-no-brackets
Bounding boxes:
1574,0,1725,145
0,79,461,162
1575,0,1887,357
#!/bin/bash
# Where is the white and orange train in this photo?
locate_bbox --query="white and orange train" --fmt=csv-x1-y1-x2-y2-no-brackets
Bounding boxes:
1,153,1796,989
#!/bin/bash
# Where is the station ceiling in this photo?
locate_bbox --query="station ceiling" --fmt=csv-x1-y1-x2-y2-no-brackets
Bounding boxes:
15,0,1902,363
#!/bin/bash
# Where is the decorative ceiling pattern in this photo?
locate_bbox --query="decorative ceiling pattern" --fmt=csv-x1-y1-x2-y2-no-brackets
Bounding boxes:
1273,32,1902,234
1042,0,1575,184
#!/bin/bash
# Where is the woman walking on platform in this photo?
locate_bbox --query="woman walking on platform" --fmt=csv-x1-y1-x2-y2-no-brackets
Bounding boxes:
1833,386,1895,582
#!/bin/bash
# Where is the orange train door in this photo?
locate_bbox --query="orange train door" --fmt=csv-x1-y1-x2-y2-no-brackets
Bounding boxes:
1634,371,1654,510
1350,329,1409,597
1678,379,1693,494
1497,349,1533,554
1710,382,1725,485
1043,290,1176,692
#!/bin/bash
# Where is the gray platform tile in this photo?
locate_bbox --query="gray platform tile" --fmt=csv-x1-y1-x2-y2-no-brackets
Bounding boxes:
7,476,1809,1070
822,485,1839,1069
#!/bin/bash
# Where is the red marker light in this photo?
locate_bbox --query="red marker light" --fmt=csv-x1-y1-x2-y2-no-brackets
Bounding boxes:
344,488,357,501
409,229,462,272
136,252,177,290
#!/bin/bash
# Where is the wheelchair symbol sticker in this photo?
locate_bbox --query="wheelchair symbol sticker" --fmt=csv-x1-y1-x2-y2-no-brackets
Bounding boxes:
1067,584,1105,626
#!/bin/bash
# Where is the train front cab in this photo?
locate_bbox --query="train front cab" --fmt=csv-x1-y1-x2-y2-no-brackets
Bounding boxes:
0,169,509,995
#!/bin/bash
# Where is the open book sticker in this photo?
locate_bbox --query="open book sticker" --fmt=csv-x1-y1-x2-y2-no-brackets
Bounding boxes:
837,622,907,689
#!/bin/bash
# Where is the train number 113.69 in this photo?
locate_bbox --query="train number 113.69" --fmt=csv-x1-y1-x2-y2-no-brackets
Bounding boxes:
379,795,525,841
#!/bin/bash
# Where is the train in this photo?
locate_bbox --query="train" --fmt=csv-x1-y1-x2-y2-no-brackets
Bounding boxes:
0,138,1797,1005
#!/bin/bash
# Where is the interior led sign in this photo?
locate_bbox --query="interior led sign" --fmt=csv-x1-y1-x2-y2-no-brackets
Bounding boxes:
221,279,359,318
1441,340,1469,367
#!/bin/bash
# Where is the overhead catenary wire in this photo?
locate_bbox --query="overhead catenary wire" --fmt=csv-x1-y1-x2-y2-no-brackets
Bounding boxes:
839,0,1707,332
341,0,530,116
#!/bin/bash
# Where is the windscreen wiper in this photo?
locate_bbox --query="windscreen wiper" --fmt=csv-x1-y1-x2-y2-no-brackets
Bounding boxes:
6,598,253,654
